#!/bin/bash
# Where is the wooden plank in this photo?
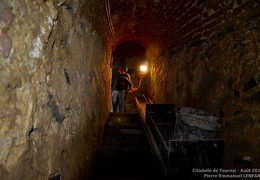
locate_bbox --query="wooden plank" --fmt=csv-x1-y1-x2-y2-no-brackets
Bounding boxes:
134,95,168,176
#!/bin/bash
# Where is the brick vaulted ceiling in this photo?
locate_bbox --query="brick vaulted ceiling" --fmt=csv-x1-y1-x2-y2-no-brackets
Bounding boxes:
82,0,259,51
109,0,208,50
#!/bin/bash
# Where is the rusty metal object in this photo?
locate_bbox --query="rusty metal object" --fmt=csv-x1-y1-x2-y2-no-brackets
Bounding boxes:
135,95,225,179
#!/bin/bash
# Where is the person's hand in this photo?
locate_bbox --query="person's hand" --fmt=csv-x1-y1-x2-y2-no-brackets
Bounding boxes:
129,87,138,93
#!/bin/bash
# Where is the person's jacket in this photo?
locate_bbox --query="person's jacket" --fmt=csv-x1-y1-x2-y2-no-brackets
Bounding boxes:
113,73,133,91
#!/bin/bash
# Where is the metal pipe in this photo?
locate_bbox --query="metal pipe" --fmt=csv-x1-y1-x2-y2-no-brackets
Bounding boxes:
104,0,116,42
138,76,142,88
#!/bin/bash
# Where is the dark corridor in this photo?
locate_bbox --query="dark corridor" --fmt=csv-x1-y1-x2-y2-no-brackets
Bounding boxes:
0,0,259,179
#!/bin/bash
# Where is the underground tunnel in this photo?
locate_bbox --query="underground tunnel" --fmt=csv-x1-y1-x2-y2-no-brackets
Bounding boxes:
0,0,260,179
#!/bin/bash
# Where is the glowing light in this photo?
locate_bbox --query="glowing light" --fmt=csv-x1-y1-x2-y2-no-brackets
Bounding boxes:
140,65,148,73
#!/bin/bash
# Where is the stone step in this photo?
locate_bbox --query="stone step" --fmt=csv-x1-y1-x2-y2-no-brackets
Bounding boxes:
91,113,164,180
95,146,152,161
106,121,142,129
108,112,140,122
109,112,140,117
91,159,159,179
102,135,148,147
104,128,144,136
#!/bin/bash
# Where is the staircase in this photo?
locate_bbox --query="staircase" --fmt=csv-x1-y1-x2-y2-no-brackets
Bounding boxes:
91,112,164,180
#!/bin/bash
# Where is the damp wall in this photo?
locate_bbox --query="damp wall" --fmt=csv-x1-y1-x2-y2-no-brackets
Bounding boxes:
148,9,260,168
0,1,111,179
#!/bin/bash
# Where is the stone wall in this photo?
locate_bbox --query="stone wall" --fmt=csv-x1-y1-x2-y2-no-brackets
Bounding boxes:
0,1,111,179
164,0,260,50
148,9,260,168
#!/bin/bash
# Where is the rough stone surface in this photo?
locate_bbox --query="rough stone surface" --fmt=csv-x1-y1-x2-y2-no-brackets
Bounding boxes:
148,12,260,168
0,1,111,179
0,1,13,57
1,0,260,179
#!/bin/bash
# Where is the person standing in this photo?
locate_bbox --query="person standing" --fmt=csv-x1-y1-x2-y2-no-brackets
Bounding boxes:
111,66,137,113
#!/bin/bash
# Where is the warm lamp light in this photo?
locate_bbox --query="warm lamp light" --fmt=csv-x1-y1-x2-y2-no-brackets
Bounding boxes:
140,65,148,75
140,65,148,73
